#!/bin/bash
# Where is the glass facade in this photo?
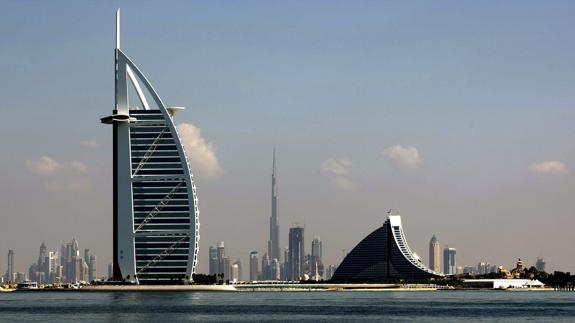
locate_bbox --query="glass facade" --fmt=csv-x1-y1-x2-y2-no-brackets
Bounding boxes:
129,109,199,283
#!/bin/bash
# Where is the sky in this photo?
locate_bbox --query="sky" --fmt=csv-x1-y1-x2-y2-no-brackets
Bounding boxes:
0,1,574,277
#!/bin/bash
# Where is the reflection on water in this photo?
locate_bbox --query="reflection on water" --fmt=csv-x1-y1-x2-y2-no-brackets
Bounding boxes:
1,291,574,322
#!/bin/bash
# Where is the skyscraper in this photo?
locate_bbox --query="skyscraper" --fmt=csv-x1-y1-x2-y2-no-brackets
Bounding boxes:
443,247,457,275
88,255,97,282
101,10,199,284
429,235,441,273
287,226,305,281
208,245,218,275
217,241,226,275
311,237,324,280
249,251,259,281
6,250,14,283
535,258,546,272
38,242,48,274
268,149,280,262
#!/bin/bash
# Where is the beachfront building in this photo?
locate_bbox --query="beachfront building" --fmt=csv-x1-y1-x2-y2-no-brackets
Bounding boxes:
101,10,199,284
331,214,443,282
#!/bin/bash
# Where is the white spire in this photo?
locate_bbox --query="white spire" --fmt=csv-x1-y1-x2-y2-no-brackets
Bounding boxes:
116,8,121,49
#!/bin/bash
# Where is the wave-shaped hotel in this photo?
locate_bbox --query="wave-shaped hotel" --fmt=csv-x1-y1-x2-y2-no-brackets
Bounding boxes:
332,214,443,282
101,10,199,284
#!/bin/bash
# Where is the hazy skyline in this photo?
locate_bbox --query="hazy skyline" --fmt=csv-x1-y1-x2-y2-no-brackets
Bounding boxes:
0,1,574,276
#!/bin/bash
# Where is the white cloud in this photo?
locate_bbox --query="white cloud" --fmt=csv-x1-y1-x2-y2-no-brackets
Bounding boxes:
321,158,355,190
80,140,100,148
331,176,356,190
25,156,91,192
45,177,91,192
321,158,352,176
530,161,568,175
69,160,89,173
25,156,60,176
177,123,222,178
382,144,422,169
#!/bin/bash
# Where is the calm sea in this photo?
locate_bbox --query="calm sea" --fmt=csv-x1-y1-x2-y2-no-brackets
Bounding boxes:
0,291,574,322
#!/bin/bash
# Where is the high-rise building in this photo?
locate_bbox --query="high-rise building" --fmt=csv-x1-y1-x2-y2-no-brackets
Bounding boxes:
287,226,305,281
217,242,226,275
268,149,280,263
477,262,490,275
249,251,259,282
88,255,97,282
311,237,322,260
6,250,14,283
443,247,457,275
311,237,324,280
101,10,199,284
230,260,242,282
47,251,61,283
108,263,114,279
271,258,281,280
261,253,271,280
223,257,232,282
38,242,48,274
429,235,441,273
208,245,218,275
535,258,546,272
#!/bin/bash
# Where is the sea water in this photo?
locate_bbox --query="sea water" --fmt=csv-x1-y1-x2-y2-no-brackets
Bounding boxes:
0,290,574,322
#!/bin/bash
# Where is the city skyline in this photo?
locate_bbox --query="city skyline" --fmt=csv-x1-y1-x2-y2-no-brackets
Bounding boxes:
1,2,574,275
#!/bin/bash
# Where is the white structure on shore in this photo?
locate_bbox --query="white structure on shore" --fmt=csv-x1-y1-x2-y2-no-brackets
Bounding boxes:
101,10,199,284
463,279,545,289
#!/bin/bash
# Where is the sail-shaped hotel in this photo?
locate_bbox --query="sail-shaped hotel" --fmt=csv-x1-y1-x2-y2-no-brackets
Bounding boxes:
101,10,199,284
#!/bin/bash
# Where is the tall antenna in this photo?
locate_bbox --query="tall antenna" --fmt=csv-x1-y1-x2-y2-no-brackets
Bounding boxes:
116,8,121,49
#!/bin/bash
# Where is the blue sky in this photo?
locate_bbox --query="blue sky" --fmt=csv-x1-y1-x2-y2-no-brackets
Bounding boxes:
0,1,574,276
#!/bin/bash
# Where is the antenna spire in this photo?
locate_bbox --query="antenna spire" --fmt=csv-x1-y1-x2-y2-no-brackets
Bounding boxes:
272,147,276,175
116,8,121,49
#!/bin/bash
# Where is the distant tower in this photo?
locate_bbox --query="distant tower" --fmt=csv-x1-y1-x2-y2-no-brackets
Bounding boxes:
287,226,305,281
88,255,97,282
429,235,441,273
216,241,226,274
208,245,218,275
6,250,14,282
268,149,280,263
249,251,259,282
535,257,546,272
311,237,324,280
38,242,48,271
443,247,457,275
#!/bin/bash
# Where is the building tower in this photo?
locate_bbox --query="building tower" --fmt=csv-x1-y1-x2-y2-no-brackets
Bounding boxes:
331,214,442,282
535,257,546,272
249,251,259,282
38,242,48,274
268,149,280,263
216,242,226,275
429,235,441,273
443,247,457,275
101,9,200,284
6,250,14,283
88,255,97,282
208,245,218,275
311,237,324,280
287,226,305,281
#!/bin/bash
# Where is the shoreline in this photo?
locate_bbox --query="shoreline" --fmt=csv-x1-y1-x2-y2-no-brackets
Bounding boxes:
0,284,560,292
